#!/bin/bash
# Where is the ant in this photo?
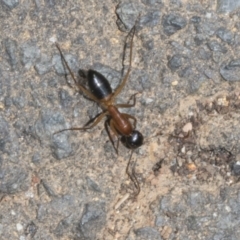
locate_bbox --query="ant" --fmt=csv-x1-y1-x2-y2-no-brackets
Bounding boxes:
55,21,143,196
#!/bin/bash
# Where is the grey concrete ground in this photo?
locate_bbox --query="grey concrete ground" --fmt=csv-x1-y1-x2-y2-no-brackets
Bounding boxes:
0,0,240,239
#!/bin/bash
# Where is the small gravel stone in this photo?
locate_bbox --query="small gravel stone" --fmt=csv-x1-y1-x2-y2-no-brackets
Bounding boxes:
34,109,66,139
0,167,29,194
194,34,206,46
162,13,187,36
182,122,192,133
13,93,26,109
220,59,240,81
178,65,194,79
216,27,234,44
217,0,240,13
1,0,19,9
20,42,40,69
52,54,78,76
54,215,74,238
139,11,161,28
51,133,73,160
37,195,75,222
232,161,240,175
141,35,154,50
35,54,53,75
45,0,56,7
4,38,18,69
0,224,3,235
4,97,12,108
207,40,228,53
16,223,23,231
58,89,73,109
141,0,162,5
190,16,201,24
168,54,185,71
25,223,37,239
134,226,162,240
86,176,101,192
115,2,139,31
33,109,73,159
78,201,106,239
195,21,217,37
32,153,41,164
41,180,56,197
186,215,199,230
197,47,211,60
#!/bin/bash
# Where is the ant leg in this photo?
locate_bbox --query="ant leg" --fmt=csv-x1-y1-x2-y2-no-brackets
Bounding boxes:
110,120,120,153
55,43,99,102
104,119,119,154
115,93,139,108
54,111,108,134
112,24,136,99
123,114,137,129
126,150,140,196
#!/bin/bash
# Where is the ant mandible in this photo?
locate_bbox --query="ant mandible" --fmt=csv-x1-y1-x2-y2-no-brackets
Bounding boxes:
55,22,143,196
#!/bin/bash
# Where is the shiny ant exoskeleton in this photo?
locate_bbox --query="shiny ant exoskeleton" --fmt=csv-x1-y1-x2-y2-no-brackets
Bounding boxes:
55,22,143,196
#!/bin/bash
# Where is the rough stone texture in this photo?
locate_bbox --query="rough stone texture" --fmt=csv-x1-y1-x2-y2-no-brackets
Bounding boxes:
217,0,240,12
1,0,240,240
220,59,240,81
1,0,19,9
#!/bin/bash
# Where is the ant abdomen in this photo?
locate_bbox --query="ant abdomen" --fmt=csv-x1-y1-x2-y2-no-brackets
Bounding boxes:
87,70,112,100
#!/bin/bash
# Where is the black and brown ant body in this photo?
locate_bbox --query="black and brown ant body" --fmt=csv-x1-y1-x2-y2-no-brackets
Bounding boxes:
55,23,143,196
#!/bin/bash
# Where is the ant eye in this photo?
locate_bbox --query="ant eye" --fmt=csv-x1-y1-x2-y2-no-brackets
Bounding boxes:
121,130,143,149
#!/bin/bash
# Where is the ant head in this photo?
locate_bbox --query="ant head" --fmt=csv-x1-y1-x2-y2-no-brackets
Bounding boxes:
121,130,144,149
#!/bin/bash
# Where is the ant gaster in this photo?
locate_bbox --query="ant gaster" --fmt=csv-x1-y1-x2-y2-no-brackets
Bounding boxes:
55,22,143,195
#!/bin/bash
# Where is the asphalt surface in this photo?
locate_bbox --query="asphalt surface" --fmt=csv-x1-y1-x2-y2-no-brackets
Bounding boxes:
0,0,240,240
